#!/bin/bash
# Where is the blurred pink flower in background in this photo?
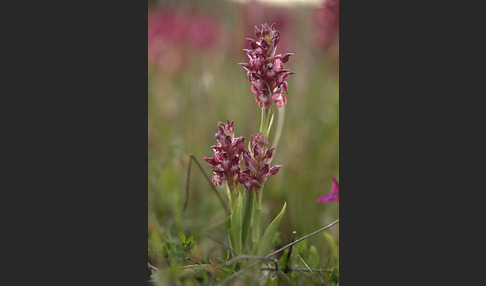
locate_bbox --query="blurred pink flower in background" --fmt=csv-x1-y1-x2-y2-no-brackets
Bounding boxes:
313,0,339,50
148,7,222,73
239,0,295,53
317,177,339,203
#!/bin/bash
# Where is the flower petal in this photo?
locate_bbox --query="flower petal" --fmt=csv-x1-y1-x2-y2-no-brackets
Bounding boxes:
317,193,337,203
269,165,282,175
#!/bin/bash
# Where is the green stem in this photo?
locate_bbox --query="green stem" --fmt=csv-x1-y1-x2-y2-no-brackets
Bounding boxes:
225,182,232,211
259,106,273,136
272,106,285,149
264,107,270,135
259,107,265,134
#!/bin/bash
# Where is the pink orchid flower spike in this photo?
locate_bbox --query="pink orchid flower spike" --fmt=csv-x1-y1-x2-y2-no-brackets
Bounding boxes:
239,23,294,109
317,177,339,203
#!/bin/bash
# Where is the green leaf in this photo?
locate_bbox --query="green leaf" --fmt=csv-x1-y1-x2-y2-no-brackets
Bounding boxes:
307,245,319,269
179,233,186,244
252,192,262,248
185,235,194,249
276,271,292,286
323,231,339,260
256,202,287,256
241,192,253,251
330,266,339,283
231,192,244,254
272,231,281,246
186,235,194,244
229,225,235,254
264,274,277,286
161,242,169,258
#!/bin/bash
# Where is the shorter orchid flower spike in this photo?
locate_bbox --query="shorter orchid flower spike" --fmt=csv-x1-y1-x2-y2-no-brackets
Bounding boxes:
204,120,245,187
317,177,339,203
238,133,282,193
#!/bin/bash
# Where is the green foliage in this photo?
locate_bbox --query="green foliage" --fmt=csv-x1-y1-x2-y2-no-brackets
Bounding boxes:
323,231,339,261
241,191,254,252
159,233,196,264
256,202,287,256
230,192,244,254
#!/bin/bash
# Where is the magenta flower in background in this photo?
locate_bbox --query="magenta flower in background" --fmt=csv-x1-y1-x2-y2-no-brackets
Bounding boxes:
317,177,339,203
240,1,294,54
204,121,245,187
240,23,294,109
239,133,282,193
313,0,339,50
148,7,221,73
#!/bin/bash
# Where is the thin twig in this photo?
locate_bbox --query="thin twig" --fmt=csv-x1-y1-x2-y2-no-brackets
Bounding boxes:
260,267,330,273
206,234,238,256
184,154,230,216
272,105,285,148
284,231,296,273
186,256,202,265
148,262,159,272
265,219,339,259
298,255,312,272
217,255,277,270
298,255,324,284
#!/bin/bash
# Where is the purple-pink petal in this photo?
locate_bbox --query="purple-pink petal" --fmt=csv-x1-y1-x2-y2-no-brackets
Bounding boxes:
317,177,339,204
240,22,294,109
203,157,217,166
265,147,276,160
205,121,245,187
212,175,222,186
332,177,339,195
317,193,337,203
259,164,270,176
269,165,282,176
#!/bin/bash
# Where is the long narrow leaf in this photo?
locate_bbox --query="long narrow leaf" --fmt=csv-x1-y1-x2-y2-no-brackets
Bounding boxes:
252,191,262,248
231,192,244,254
256,202,287,256
241,192,253,252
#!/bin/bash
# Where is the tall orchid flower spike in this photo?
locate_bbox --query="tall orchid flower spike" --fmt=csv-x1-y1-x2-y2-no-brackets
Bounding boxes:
317,177,339,203
239,22,294,109
204,121,245,188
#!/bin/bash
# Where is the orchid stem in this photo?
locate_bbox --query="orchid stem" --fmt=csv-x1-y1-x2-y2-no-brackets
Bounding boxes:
272,106,285,149
225,182,232,211
259,107,265,134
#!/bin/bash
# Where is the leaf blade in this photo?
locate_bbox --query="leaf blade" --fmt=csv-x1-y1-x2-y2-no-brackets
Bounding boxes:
231,192,244,254
256,202,287,256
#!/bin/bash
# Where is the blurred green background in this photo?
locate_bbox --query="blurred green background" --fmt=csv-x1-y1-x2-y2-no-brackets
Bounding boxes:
148,0,339,273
